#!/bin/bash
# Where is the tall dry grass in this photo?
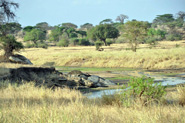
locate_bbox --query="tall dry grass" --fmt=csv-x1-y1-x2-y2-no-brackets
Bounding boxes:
0,41,185,69
18,41,185,69
0,82,185,123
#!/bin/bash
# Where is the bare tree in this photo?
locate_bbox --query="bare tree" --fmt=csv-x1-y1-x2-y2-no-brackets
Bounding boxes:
176,11,185,21
0,0,19,21
116,14,129,24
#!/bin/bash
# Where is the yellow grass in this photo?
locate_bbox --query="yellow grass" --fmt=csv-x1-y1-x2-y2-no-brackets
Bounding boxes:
0,83,184,123
0,41,182,69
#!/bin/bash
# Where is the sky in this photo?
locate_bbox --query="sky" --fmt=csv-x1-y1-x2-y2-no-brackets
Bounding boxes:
14,0,185,28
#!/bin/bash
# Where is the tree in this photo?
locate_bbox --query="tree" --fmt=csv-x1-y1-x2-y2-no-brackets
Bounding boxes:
76,30,87,38
123,21,149,52
23,26,35,32
99,19,113,25
0,0,19,21
0,35,23,57
116,14,129,24
24,29,46,45
35,22,50,31
0,0,23,59
176,11,185,21
80,23,93,30
153,14,174,24
62,23,78,28
0,22,22,35
91,24,119,46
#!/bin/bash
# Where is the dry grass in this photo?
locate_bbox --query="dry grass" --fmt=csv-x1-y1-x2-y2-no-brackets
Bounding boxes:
0,41,185,69
0,82,185,123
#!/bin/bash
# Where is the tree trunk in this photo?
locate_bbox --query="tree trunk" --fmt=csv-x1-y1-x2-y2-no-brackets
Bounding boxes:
102,39,107,46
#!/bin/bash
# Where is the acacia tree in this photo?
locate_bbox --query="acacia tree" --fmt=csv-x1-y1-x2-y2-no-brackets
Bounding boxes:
0,0,23,59
90,24,119,46
24,29,46,45
123,21,149,52
116,14,129,24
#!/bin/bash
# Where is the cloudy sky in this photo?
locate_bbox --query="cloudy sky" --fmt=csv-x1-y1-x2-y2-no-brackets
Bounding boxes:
14,0,185,27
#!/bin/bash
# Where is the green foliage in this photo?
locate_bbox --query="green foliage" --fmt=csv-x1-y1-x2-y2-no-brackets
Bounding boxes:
153,14,175,24
147,28,166,39
122,76,166,105
70,38,79,46
166,34,182,41
0,35,23,57
49,26,63,41
57,38,69,47
23,26,35,32
91,24,119,46
35,22,50,31
78,38,90,46
80,23,93,30
62,23,78,28
24,29,46,44
76,30,87,38
0,22,22,35
95,41,103,50
123,21,149,52
145,37,158,48
106,39,113,46
99,19,113,25
37,42,48,49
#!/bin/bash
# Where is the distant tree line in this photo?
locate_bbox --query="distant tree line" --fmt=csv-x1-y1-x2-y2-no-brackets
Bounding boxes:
1,0,185,55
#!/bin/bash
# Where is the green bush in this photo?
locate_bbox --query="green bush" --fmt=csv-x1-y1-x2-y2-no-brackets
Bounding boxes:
106,39,113,46
166,34,182,41
95,41,103,50
37,42,48,49
78,38,90,46
57,38,69,47
25,42,35,48
70,38,79,46
122,76,166,105
145,37,158,48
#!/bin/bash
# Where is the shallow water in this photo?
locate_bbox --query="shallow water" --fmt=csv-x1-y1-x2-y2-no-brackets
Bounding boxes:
85,72,185,99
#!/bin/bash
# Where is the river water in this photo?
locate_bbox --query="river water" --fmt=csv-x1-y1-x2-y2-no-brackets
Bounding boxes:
84,71,185,99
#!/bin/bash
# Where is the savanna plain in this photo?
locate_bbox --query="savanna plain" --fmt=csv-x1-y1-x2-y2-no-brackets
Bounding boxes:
0,41,185,123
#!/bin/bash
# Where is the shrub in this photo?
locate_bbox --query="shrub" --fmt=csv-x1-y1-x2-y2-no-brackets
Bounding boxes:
95,41,103,50
70,38,79,46
78,38,90,46
166,34,182,41
145,37,158,48
122,76,166,105
106,39,113,46
57,38,69,47
25,42,35,48
37,42,48,49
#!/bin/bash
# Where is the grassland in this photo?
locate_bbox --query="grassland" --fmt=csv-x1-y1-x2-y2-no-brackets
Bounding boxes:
0,41,185,122
0,82,184,123
1,41,184,69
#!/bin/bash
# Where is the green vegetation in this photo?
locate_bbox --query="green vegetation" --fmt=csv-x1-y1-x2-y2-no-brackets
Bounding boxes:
89,24,119,46
123,21,149,52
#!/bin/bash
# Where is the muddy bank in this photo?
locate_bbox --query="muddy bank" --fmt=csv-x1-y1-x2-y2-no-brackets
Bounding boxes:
0,67,115,89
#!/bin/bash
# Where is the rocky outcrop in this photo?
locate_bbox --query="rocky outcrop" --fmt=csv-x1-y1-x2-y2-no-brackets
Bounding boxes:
9,54,33,65
1,68,115,89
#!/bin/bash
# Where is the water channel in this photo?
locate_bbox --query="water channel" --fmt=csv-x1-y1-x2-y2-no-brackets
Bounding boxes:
84,71,185,99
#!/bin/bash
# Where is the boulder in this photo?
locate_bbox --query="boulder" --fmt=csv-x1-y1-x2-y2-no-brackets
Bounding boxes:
87,75,100,83
9,54,32,65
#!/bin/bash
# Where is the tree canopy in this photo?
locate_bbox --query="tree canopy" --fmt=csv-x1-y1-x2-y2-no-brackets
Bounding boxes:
123,21,149,52
90,24,119,45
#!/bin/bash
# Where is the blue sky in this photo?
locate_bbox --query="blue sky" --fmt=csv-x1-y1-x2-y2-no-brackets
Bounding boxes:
15,0,185,28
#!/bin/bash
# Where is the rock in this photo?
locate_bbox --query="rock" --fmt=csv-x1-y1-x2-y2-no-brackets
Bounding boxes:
100,79,116,86
9,54,33,65
88,75,100,83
